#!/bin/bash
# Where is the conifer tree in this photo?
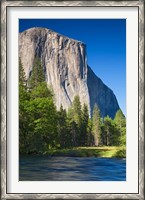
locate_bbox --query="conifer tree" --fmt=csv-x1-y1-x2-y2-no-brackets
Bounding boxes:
20,57,58,153
87,119,94,146
72,95,82,125
114,109,126,146
19,58,27,88
81,103,89,146
114,109,126,132
67,95,82,146
92,104,101,146
102,115,120,146
57,105,68,148
29,57,45,89
19,59,29,154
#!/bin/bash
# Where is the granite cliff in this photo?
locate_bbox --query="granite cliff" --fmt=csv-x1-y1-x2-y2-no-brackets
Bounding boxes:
19,27,120,118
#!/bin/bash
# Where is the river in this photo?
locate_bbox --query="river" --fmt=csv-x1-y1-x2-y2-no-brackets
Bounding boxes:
19,156,126,181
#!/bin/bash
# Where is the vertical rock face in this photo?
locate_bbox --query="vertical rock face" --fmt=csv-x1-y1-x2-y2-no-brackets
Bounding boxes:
19,27,120,118
87,66,119,118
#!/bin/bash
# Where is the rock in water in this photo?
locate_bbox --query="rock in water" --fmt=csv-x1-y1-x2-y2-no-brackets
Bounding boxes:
19,27,120,118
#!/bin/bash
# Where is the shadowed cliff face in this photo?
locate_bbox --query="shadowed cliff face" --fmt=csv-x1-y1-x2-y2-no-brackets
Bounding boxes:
19,27,119,118
87,66,119,118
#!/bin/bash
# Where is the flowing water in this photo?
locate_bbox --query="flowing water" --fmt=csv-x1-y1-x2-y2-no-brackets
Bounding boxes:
19,156,126,181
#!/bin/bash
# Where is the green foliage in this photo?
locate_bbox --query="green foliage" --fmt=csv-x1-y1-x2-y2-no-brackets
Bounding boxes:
57,105,70,148
114,109,125,126
92,104,101,146
114,109,126,146
114,148,126,158
87,119,94,146
101,116,120,146
67,95,82,146
19,59,29,101
42,146,126,158
19,58,27,86
81,104,89,146
67,97,92,147
19,59,30,153
19,57,58,154
30,82,53,99
100,110,126,147
19,58,126,155
28,57,45,90
71,95,82,125
28,97,58,152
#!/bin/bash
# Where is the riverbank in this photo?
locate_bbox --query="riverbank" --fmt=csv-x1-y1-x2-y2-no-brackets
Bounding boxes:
42,146,126,158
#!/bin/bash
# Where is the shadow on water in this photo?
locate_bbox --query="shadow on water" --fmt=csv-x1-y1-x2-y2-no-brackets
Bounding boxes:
19,156,126,181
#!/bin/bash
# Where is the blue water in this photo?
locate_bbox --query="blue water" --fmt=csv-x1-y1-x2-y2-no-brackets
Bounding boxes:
19,156,126,181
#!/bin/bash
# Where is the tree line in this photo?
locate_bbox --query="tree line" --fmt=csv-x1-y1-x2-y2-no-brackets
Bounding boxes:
19,57,126,155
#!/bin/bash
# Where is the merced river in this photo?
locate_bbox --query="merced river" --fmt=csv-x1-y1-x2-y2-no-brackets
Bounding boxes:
19,156,126,181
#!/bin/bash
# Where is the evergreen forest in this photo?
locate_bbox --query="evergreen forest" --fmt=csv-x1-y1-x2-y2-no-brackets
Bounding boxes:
19,58,126,155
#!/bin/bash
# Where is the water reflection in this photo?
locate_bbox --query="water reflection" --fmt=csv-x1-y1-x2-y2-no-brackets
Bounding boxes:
19,156,126,181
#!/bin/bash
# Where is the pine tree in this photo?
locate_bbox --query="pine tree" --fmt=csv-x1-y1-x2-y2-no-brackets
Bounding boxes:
114,109,126,132
30,82,53,100
103,116,112,146
57,105,68,148
28,57,45,89
20,57,59,154
81,103,89,146
114,109,126,146
67,95,82,146
19,59,30,154
19,58,27,88
87,119,94,146
102,116,120,146
92,104,101,146
72,95,82,125
26,83,58,153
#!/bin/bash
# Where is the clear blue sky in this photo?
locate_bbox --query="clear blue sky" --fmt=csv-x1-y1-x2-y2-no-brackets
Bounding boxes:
19,19,126,115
